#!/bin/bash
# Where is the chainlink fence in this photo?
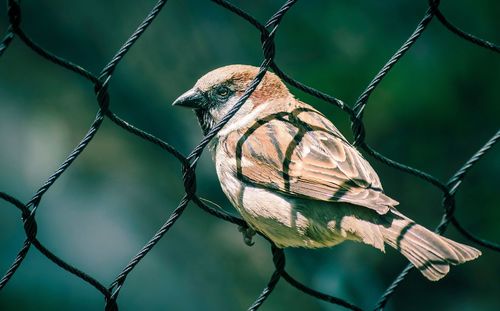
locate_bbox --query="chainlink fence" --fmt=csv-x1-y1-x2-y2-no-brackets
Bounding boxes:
0,0,499,310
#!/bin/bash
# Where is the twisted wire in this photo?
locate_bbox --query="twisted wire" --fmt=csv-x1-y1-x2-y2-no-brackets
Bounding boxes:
0,0,498,310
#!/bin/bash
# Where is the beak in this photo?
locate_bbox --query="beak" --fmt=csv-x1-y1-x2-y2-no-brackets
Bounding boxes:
172,88,206,109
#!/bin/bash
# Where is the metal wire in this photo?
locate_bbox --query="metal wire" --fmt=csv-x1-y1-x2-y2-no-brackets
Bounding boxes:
0,0,498,310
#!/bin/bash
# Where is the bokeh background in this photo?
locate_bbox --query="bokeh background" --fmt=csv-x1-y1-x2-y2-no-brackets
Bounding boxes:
0,1,499,310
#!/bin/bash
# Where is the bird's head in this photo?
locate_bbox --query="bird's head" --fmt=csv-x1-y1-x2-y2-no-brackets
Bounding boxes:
172,64,289,135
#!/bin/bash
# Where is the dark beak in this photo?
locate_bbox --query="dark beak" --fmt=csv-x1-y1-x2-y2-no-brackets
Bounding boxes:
172,88,206,109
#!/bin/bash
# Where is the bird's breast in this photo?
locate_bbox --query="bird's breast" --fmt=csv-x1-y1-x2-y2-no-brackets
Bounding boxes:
212,139,348,248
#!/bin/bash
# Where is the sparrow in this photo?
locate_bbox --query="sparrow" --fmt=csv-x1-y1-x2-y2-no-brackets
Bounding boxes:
172,64,481,281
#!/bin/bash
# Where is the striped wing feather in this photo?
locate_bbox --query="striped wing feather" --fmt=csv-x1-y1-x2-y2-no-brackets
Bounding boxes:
231,104,398,214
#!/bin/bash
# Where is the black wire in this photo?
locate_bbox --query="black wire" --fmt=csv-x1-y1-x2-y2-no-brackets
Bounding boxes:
0,0,498,310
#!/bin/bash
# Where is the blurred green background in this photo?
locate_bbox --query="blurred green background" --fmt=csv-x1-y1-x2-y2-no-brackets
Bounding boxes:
0,1,499,310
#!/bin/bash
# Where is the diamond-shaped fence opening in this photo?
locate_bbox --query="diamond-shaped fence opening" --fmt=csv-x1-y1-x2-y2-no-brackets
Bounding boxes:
0,0,498,310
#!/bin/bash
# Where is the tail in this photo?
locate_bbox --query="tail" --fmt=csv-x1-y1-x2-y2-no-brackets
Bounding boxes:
381,210,481,281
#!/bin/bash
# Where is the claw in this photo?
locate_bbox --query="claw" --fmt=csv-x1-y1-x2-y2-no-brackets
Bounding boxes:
238,225,256,246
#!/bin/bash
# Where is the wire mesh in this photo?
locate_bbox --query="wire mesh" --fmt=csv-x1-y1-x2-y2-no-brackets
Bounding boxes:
1,0,499,310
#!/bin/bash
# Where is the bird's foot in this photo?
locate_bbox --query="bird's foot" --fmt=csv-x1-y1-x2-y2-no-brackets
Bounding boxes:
238,225,256,246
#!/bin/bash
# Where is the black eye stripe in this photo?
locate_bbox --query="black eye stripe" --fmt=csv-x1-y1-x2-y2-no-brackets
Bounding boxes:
216,86,230,96
209,85,233,103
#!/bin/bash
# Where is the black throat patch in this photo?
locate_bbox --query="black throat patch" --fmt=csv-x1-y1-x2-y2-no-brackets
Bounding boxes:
194,109,215,135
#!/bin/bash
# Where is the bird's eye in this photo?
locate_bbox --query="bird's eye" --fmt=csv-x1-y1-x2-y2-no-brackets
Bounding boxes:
216,86,230,98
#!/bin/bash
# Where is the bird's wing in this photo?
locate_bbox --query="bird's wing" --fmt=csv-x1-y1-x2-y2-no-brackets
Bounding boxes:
227,105,398,215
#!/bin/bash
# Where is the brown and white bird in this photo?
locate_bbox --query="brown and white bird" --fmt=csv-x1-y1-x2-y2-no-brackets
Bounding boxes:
172,64,480,281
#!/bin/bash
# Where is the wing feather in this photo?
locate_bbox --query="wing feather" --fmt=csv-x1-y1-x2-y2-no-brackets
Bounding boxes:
227,104,398,214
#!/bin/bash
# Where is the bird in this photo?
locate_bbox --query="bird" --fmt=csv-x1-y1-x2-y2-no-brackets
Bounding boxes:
172,64,481,281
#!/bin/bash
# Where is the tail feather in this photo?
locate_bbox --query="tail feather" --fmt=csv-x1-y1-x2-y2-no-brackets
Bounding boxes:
381,210,481,281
